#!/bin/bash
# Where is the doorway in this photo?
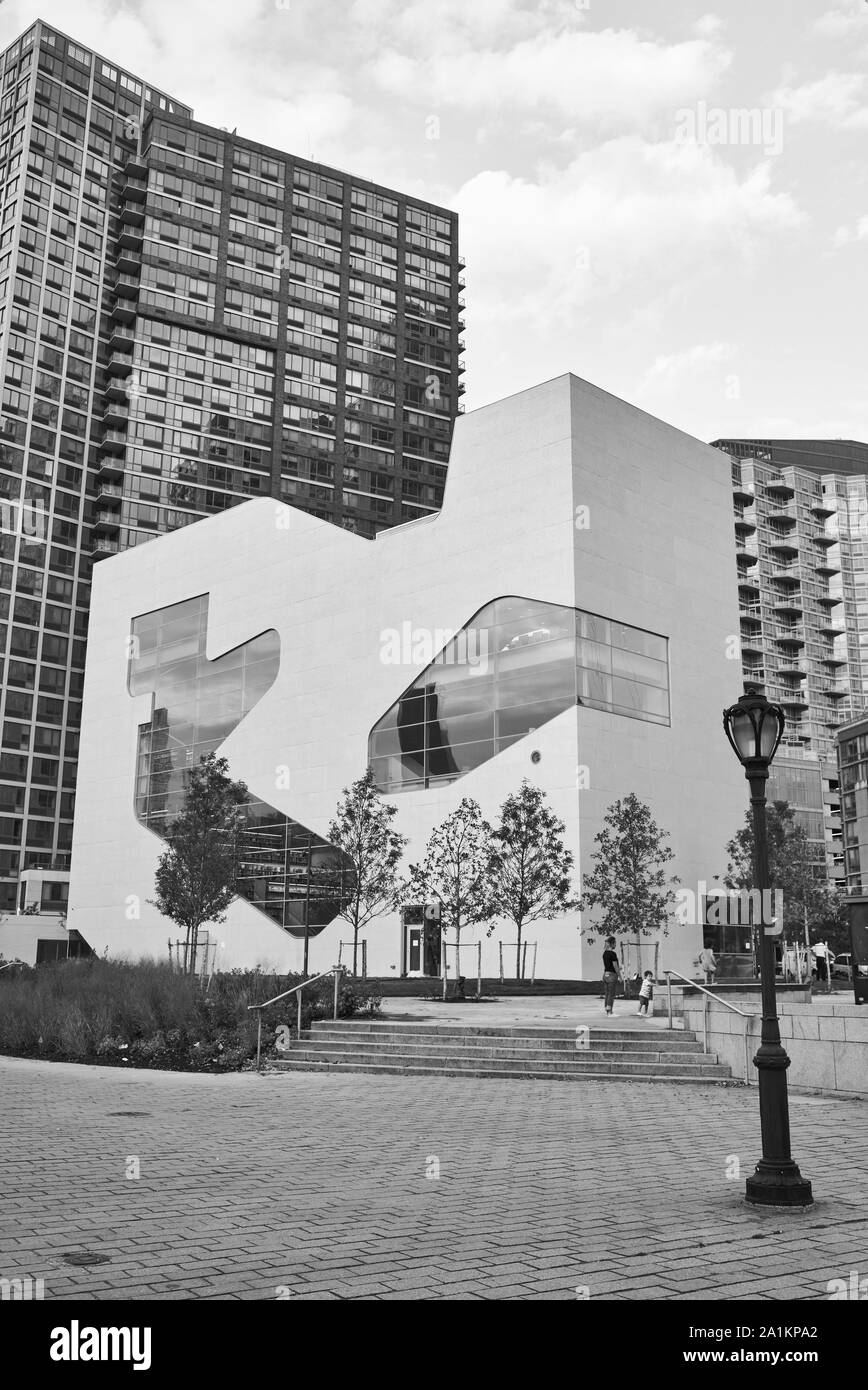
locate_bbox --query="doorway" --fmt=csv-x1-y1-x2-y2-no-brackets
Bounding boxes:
402,905,441,977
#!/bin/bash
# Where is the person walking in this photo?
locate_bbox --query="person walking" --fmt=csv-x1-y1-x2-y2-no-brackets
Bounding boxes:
602,936,621,1015
813,940,830,991
697,944,717,986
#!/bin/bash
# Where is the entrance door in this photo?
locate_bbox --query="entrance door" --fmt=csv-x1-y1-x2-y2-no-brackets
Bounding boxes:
407,926,423,975
403,905,440,976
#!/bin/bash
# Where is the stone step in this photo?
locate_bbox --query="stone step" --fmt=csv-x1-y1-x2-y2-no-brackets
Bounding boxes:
271,1058,733,1085
280,1018,732,1084
279,1047,730,1078
305,1027,705,1052
296,1036,714,1063
307,1021,700,1045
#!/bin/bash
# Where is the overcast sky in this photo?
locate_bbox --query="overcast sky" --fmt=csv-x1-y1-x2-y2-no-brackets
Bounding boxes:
3,0,867,445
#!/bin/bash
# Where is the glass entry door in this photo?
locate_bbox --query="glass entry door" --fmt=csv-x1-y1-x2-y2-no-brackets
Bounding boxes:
407,926,423,975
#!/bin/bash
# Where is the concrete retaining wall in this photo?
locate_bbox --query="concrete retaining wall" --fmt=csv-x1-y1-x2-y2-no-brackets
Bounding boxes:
682,996,868,1097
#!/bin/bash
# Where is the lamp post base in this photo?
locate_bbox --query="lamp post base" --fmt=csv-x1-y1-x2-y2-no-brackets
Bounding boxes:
745,1161,813,1207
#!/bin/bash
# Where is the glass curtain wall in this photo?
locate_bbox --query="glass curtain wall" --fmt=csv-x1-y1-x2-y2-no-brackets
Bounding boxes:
128,593,352,935
369,596,670,793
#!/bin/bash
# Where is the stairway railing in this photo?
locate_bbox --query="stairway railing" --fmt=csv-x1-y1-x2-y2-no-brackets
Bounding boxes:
663,969,754,1083
248,965,347,1071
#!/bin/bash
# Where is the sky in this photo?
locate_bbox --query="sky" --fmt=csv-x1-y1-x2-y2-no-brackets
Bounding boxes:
2,0,867,445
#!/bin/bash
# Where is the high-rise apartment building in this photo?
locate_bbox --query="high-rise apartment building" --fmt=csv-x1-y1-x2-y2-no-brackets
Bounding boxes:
711,438,868,882
836,713,868,896
718,439,868,478
0,19,464,913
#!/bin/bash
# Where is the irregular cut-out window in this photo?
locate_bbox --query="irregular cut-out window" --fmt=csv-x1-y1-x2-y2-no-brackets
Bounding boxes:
369,597,669,793
128,594,353,937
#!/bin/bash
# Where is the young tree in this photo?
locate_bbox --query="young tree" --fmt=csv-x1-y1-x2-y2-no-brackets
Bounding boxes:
489,780,579,980
578,792,679,972
327,768,407,975
402,798,496,978
151,753,248,975
724,798,848,955
724,799,806,898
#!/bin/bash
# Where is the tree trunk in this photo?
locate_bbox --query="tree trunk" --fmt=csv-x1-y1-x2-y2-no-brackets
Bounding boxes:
189,923,199,976
352,923,359,978
804,906,810,988
516,923,523,982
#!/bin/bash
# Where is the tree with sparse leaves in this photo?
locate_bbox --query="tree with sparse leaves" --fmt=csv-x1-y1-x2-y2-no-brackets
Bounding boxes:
328,768,407,976
488,780,579,980
151,753,248,975
401,797,496,978
724,799,848,952
579,792,679,971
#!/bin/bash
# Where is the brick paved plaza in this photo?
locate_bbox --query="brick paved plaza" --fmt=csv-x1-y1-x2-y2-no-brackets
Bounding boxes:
1,1054,866,1301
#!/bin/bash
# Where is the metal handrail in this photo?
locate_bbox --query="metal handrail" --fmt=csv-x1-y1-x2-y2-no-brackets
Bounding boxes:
248,965,347,1070
664,969,754,1084
664,969,752,1019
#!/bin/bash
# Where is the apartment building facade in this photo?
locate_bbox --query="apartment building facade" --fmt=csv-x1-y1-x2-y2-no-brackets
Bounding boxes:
0,19,463,912
712,438,868,883
836,714,868,897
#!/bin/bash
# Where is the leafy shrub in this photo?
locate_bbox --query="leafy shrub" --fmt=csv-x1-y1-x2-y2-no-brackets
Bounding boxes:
337,983,382,1018
0,959,377,1071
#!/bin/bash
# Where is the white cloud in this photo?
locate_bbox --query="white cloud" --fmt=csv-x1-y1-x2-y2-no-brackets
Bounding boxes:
832,215,868,249
456,138,802,406
371,28,731,132
0,0,359,155
748,415,868,438
638,342,737,396
769,72,868,129
691,14,726,40
348,0,564,54
811,4,868,38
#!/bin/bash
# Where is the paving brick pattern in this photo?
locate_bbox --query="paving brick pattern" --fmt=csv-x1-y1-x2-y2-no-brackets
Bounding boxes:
1,1055,866,1301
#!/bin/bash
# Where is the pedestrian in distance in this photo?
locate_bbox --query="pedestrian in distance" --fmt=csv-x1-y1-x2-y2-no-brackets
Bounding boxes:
636,970,654,1016
696,943,717,986
814,940,830,990
602,935,621,1015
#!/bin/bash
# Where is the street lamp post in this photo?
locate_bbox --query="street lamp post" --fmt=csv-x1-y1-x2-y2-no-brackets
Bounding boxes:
723,684,813,1207
303,834,313,977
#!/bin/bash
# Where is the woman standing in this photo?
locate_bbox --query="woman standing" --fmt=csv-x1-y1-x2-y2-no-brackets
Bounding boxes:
602,936,621,1015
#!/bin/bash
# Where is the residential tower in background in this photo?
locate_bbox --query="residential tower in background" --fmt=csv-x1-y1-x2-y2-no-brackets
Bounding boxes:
0,18,463,913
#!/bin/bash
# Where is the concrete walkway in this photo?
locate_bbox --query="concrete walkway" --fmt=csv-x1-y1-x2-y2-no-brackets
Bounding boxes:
1,1043,865,1301
373,995,672,1029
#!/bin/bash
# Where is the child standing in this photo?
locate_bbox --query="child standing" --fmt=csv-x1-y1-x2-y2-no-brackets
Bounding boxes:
637,970,654,1016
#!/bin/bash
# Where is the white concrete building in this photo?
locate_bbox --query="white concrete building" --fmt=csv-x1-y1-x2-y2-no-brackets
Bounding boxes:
68,374,747,979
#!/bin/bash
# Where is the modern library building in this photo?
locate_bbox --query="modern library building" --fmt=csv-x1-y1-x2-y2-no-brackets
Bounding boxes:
68,373,748,980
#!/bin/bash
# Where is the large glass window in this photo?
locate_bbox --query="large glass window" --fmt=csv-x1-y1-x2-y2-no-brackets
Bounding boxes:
128,595,352,935
369,597,670,792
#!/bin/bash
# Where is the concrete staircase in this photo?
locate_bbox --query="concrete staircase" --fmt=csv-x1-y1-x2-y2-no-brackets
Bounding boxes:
270,1020,734,1084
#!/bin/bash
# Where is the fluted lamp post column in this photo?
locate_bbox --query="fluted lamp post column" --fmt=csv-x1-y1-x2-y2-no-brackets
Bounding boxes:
722,684,813,1207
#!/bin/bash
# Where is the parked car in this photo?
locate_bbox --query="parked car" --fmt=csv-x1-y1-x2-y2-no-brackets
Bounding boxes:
778,947,826,979
831,953,853,980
